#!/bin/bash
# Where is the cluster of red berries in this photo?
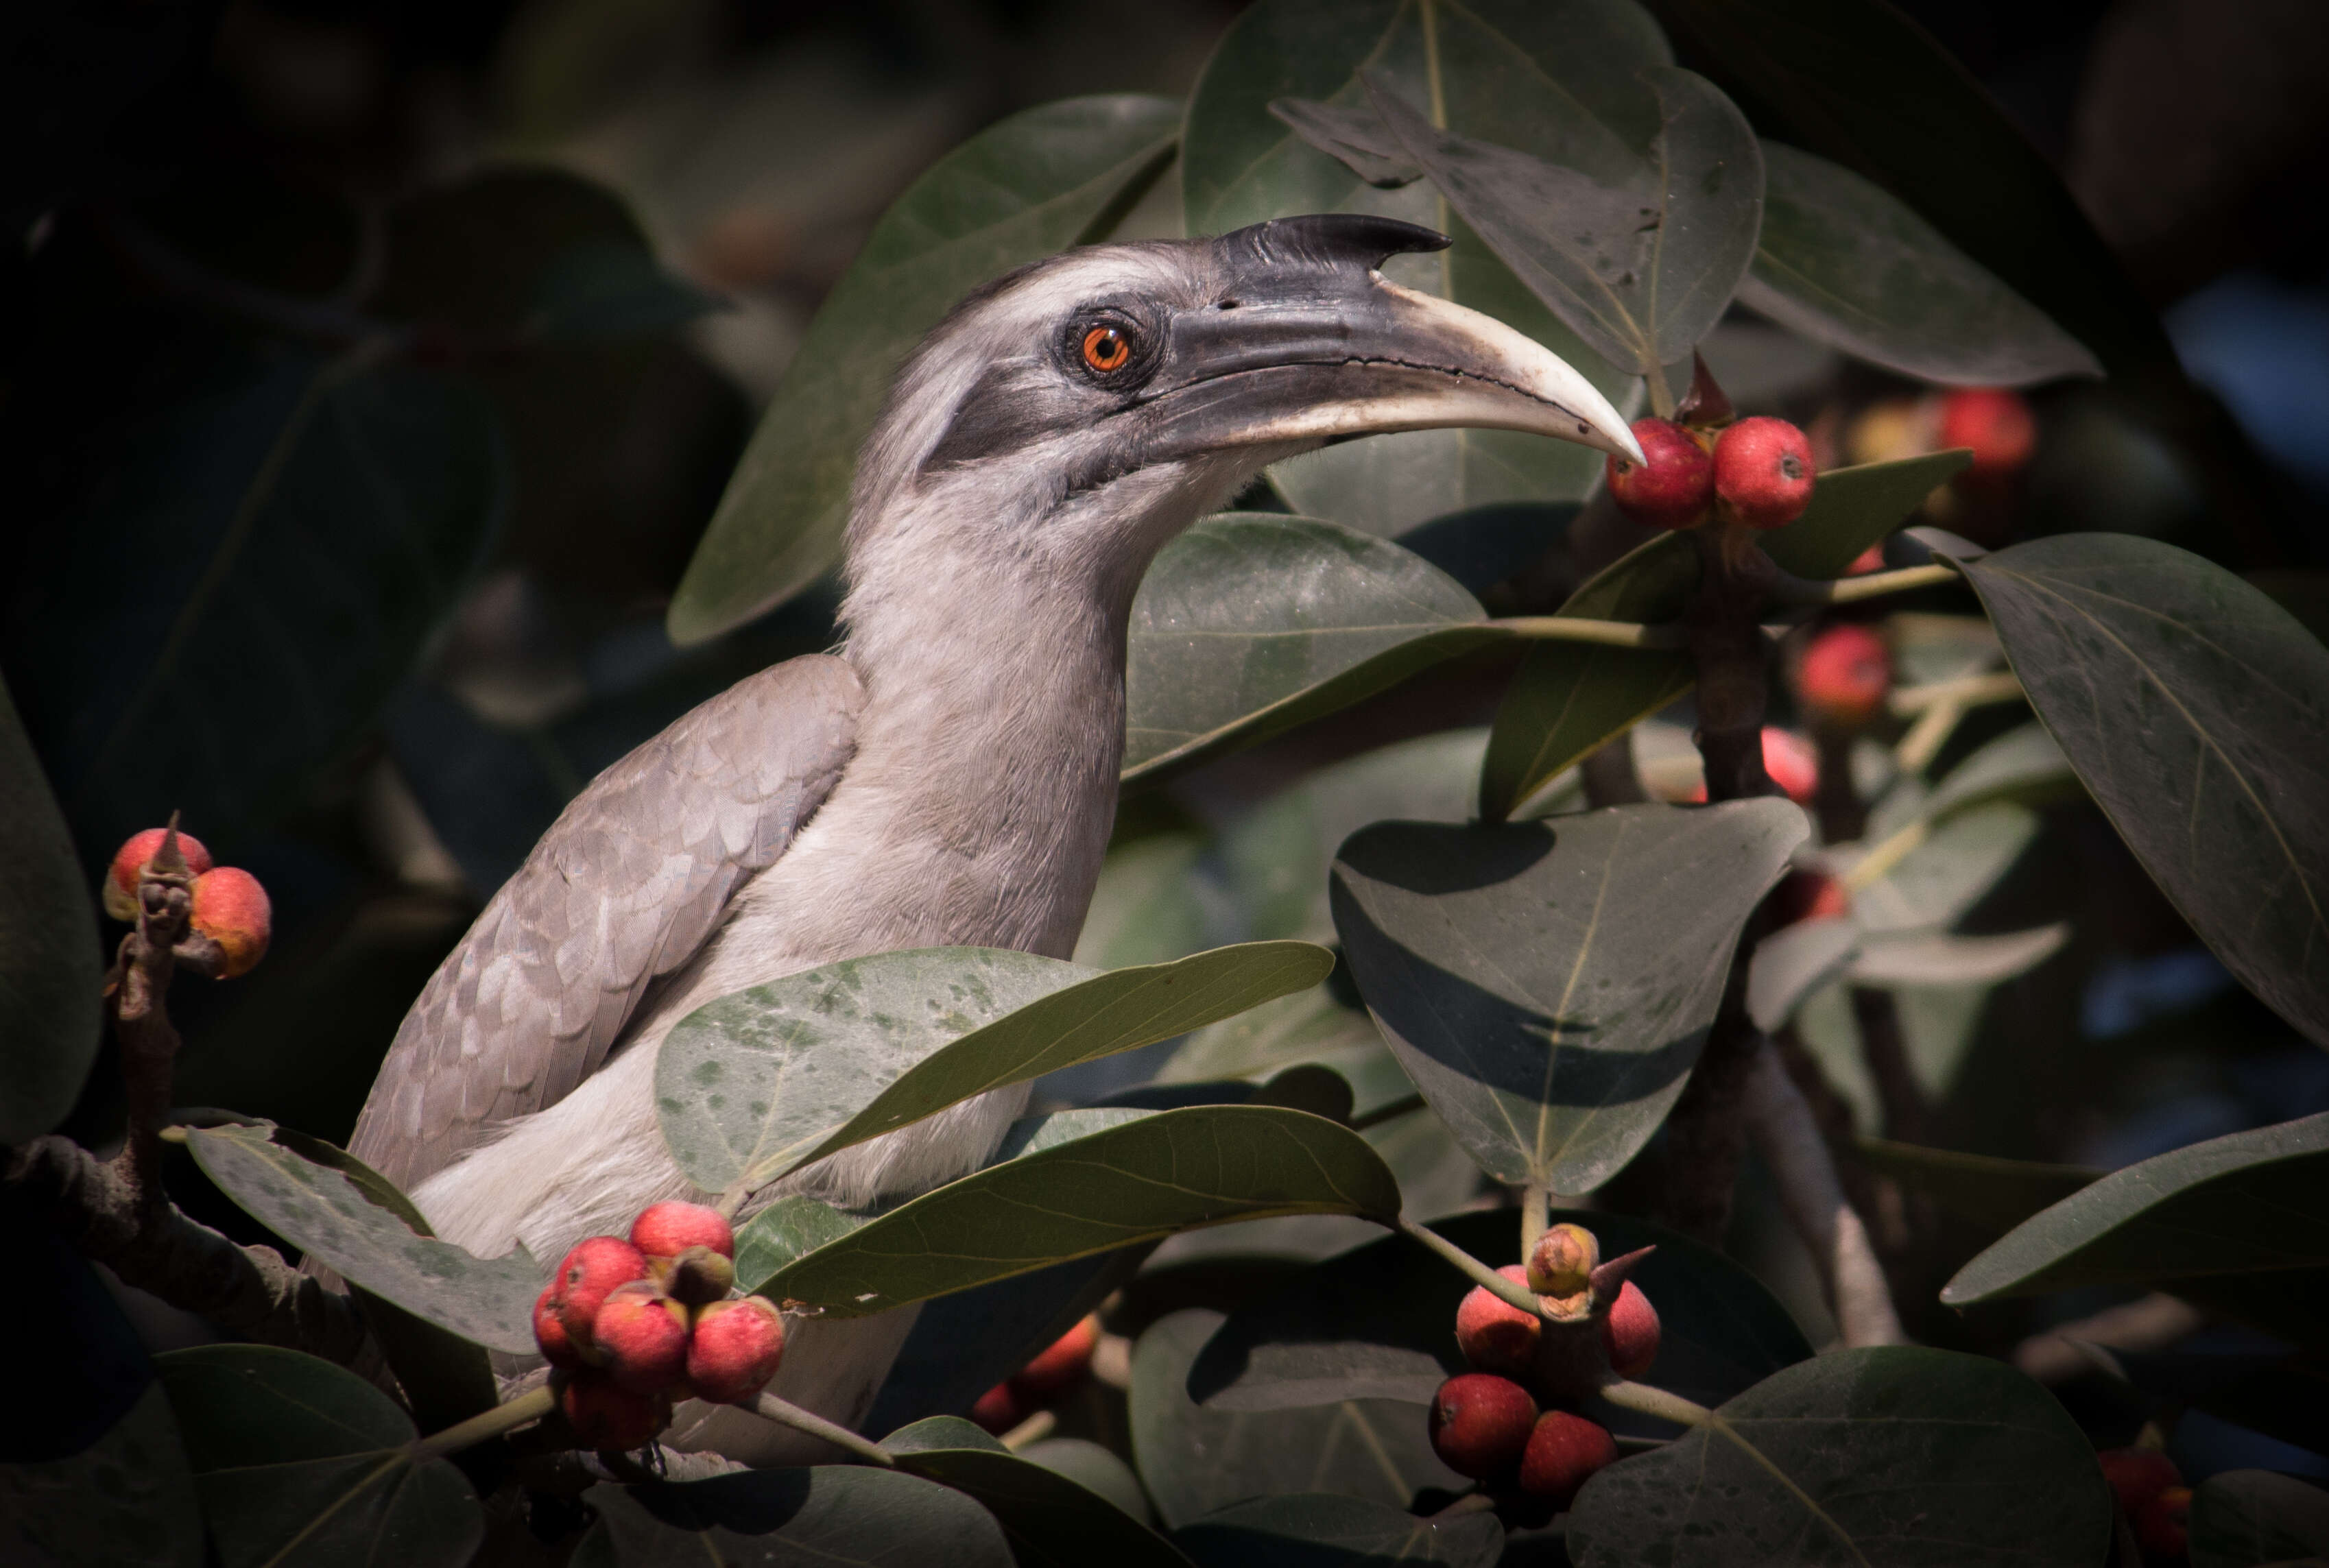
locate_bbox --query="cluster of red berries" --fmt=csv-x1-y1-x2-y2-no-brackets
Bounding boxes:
1426,1222,1661,1506
532,1201,785,1451
2100,1448,2191,1562
104,827,272,978
968,1315,1101,1434
1606,415,1817,533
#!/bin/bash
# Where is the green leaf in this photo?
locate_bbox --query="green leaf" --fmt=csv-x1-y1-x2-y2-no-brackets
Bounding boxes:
759,1105,1401,1316
1959,535,2329,1048
3,339,505,857
186,1124,540,1354
1362,64,1763,378
1942,1111,2329,1316
1330,801,1808,1191
1077,833,1216,969
1189,1207,1810,1424
1177,1494,1503,1567
1653,0,2167,380
1747,916,1859,1033
1478,451,1968,817
1016,1438,1156,1525
1123,515,1505,786
0,673,101,1144
1566,1347,2110,1567
0,1384,203,1568
659,941,1330,1195
1852,1137,2101,1237
154,1346,481,1568
2190,1470,2329,1568
1850,801,2040,934
1846,924,2067,987
575,1467,1012,1568
883,1432,1194,1568
668,95,1179,641
1740,143,2099,386
1131,1309,1459,1530
1183,0,1656,534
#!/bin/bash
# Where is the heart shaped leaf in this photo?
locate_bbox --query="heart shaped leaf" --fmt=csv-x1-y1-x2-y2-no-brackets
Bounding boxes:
880,1423,1193,1568
1189,1207,1809,1424
759,1106,1400,1316
186,1124,540,1354
661,942,1330,1196
1959,534,2329,1048
1479,450,1968,817
0,674,101,1144
1182,0,1656,533
1739,143,2099,385
668,95,1180,641
573,1466,1012,1568
154,1346,481,1568
1177,1494,1503,1567
1124,515,1505,785
1331,801,1808,1191
1566,1347,2110,1567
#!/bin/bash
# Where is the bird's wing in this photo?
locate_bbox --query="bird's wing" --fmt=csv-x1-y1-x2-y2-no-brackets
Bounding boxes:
349,653,865,1194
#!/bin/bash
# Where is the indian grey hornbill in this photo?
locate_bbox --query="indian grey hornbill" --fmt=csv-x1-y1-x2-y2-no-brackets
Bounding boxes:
347,213,1639,1460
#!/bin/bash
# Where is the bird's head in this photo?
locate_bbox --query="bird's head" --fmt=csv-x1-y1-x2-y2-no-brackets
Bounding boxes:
842,214,1640,630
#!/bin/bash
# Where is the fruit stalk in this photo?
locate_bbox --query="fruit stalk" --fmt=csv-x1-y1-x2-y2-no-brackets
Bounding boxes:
110,823,199,1220
750,1390,897,1467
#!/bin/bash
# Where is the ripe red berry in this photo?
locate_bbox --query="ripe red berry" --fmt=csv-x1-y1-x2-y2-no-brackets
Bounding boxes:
630,1201,734,1262
560,1371,665,1451
1798,624,1892,729
594,1281,690,1395
1937,388,2036,480
533,1284,589,1369
1527,1223,1600,1298
1428,1373,1538,1480
2134,1484,2191,1559
1599,1280,1660,1379
553,1237,650,1353
969,1381,1025,1435
1518,1409,1618,1501
2096,1449,2182,1517
188,868,272,978
1012,1315,1099,1402
686,1296,787,1406
1455,1264,1542,1378
1712,416,1817,529
1761,728,1819,805
104,829,213,921
1605,418,1715,531
1770,869,1850,928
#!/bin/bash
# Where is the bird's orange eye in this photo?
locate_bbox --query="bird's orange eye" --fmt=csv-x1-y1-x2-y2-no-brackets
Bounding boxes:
1082,325,1132,372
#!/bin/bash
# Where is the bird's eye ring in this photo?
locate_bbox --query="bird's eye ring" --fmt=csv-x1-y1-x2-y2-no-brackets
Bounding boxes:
1081,325,1134,374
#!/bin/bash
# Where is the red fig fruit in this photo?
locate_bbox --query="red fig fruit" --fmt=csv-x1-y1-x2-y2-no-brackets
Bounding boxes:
1518,1409,1618,1501
1712,416,1817,529
686,1296,787,1406
188,868,271,978
534,1283,589,1369
594,1280,689,1395
1798,623,1892,729
1600,1280,1660,1379
560,1371,665,1451
970,1381,1025,1436
1606,418,1716,531
1455,1264,1542,1378
104,828,213,921
1012,1315,1099,1402
1428,1373,1538,1480
1938,388,2036,481
630,1201,734,1262
552,1236,650,1353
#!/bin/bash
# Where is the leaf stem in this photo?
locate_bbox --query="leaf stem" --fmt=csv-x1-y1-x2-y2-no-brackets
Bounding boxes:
1490,616,1690,649
751,1391,897,1467
1519,1183,1550,1257
1396,1215,1542,1318
1347,1092,1425,1133
1599,1377,1713,1428
1887,668,2022,716
1766,563,1961,608
408,1385,556,1464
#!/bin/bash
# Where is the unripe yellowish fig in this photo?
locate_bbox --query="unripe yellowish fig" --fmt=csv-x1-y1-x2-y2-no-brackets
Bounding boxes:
1527,1223,1600,1299
188,867,271,977
661,1244,736,1306
104,828,212,921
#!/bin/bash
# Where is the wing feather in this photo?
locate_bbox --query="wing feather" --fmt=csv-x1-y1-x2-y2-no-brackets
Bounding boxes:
350,653,863,1192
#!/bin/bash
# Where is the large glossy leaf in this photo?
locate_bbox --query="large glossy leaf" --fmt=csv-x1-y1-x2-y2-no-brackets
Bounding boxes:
0,1387,202,1568
1852,1138,2099,1237
1330,801,1808,1191
2190,1470,2329,1568
1478,450,1968,817
1177,1494,1503,1567
759,1106,1399,1316
1,340,505,858
1183,0,1657,534
1131,1309,1461,1529
880,1420,1193,1568
1566,1347,2110,1567
1740,143,2099,386
154,1346,480,1568
0,673,100,1144
1189,1207,1809,1431
658,941,1329,1195
186,1123,540,1354
1850,801,2040,934
668,95,1178,641
1123,515,1505,784
575,1467,1012,1568
1661,0,2166,379
1959,534,2329,1048
1363,65,1762,378
1943,1111,2329,1307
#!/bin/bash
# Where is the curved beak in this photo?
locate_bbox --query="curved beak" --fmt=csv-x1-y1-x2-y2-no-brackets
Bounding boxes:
1136,216,1642,468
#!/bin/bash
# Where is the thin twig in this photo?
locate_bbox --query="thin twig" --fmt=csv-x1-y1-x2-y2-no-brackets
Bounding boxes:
1767,563,1961,608
1395,1215,1543,1318
408,1386,558,1464
1887,668,2021,716
1891,697,1965,774
1490,616,1690,649
750,1392,897,1467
